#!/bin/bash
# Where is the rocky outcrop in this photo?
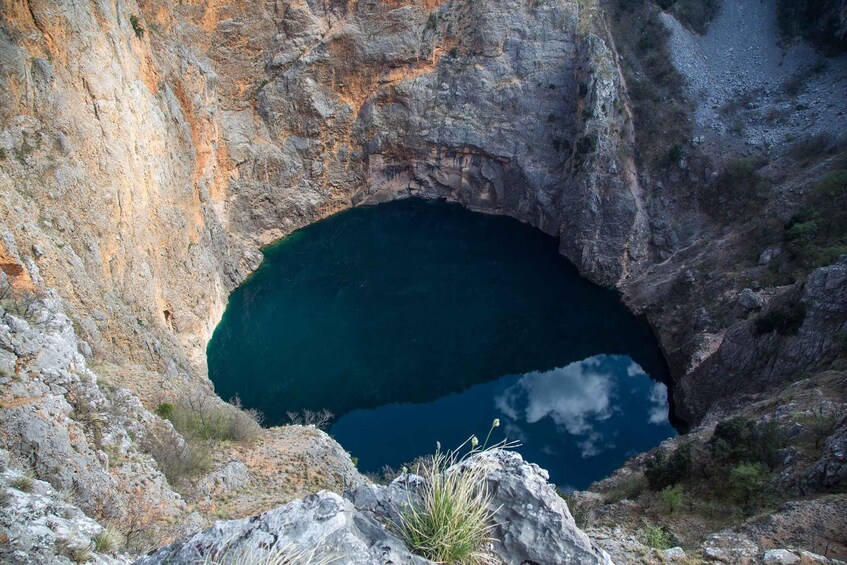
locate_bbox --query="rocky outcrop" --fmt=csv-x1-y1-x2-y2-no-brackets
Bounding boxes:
679,257,847,422
140,450,613,564
0,450,130,564
0,293,184,538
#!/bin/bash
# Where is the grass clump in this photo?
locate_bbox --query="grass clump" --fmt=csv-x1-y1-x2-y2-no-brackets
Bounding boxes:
397,421,513,564
93,526,123,554
10,473,35,493
204,541,335,565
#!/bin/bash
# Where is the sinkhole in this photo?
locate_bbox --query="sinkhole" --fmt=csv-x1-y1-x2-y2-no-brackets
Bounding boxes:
207,198,677,489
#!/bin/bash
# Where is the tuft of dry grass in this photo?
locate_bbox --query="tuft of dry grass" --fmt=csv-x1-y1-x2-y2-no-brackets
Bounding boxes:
396,421,516,565
204,540,336,565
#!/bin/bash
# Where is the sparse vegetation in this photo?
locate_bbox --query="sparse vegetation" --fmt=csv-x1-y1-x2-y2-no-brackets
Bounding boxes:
705,157,771,219
130,15,145,38
0,277,46,322
765,169,847,281
56,539,91,564
657,0,722,34
789,133,847,163
793,405,846,450
603,472,648,503
608,0,691,166
286,408,334,430
142,428,212,486
160,393,263,443
776,0,847,55
557,489,590,529
754,301,807,336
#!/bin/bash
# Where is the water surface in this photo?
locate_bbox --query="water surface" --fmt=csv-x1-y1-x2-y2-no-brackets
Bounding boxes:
208,199,675,488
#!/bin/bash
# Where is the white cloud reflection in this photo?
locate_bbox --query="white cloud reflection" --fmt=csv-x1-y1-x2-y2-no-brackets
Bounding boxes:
647,382,669,425
495,356,615,458
494,356,670,458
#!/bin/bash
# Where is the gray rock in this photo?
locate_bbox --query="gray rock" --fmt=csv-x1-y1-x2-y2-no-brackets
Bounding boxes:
0,457,131,564
763,549,800,564
137,491,431,565
663,546,686,561
738,288,763,309
759,247,782,265
467,450,613,565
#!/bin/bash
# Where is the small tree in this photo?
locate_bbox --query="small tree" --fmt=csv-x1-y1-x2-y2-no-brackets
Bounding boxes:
728,462,771,513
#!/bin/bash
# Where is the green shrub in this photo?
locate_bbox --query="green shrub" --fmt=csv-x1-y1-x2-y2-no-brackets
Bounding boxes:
155,402,174,419
645,445,691,491
659,484,685,513
129,15,144,38
776,170,847,276
728,462,771,512
643,523,674,550
708,417,784,469
753,302,807,336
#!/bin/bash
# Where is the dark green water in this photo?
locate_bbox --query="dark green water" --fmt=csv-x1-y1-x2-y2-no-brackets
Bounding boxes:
208,198,675,489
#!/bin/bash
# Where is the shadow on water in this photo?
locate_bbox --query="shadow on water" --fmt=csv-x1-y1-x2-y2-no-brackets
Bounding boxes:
208,198,679,488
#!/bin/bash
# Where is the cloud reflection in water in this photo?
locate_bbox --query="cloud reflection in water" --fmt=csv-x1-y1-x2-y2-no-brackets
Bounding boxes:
495,355,669,458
